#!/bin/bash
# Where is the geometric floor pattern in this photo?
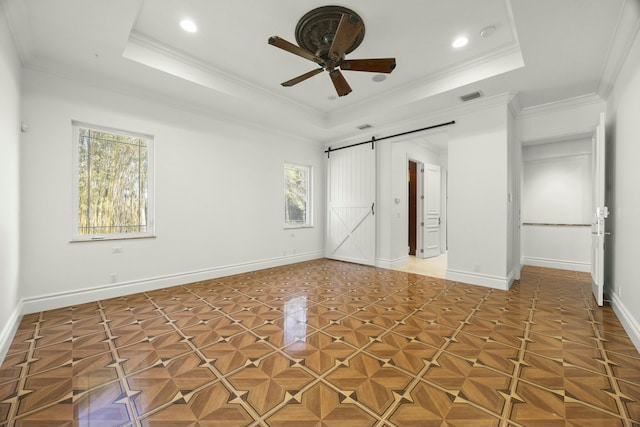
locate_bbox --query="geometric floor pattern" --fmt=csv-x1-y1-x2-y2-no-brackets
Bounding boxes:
1,259,639,427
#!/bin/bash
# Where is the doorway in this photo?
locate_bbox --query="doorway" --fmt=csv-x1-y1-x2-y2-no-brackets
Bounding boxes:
408,160,443,259
389,137,448,279
398,158,447,279
408,160,418,255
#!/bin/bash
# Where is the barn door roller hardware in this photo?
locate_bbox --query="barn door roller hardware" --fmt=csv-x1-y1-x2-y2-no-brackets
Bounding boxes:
325,120,455,158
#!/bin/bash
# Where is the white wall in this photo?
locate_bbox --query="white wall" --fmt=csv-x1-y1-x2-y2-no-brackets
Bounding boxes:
0,5,22,360
18,68,325,314
376,138,443,267
507,104,521,281
523,139,592,223
447,102,512,289
521,139,592,271
605,27,640,351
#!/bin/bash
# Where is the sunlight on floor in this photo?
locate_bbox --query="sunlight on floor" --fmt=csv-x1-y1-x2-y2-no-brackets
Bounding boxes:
394,253,447,278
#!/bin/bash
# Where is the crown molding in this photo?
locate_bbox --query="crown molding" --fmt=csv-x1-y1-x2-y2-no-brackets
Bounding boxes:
125,31,325,121
0,0,34,65
521,130,593,147
518,93,605,118
598,0,640,100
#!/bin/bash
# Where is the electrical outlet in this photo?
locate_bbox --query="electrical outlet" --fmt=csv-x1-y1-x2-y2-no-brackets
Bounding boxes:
109,273,117,283
112,247,123,254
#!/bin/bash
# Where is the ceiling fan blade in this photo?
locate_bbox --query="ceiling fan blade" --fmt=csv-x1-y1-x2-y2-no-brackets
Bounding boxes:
340,58,397,73
281,68,324,87
268,36,325,65
329,14,364,61
329,69,352,97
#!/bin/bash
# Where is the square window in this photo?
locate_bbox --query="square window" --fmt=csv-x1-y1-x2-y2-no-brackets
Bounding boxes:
72,122,154,241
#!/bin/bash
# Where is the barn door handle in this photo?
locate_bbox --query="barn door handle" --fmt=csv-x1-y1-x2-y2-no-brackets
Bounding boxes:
371,202,375,216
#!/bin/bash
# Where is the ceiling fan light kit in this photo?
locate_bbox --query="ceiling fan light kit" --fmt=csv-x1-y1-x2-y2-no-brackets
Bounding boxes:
268,5,396,97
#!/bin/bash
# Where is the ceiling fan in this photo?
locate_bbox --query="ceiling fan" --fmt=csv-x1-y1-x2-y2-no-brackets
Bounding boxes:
268,6,396,97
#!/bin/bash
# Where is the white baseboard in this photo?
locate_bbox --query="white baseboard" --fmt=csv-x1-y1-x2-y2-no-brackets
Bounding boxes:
522,256,590,272
376,256,409,269
21,251,324,315
0,302,23,364
446,269,513,290
610,292,640,353
509,263,521,283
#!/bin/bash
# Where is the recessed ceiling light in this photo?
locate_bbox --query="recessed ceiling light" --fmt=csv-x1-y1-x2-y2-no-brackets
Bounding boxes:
372,74,387,83
180,19,198,33
452,36,468,48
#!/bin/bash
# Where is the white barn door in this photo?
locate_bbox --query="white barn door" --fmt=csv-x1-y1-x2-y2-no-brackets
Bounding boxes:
326,143,376,266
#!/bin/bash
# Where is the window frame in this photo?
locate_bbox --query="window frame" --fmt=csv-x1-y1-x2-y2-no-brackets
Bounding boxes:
283,162,313,229
71,121,155,242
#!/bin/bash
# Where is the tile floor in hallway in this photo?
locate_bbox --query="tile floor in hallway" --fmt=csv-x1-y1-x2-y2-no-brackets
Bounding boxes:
1,259,639,426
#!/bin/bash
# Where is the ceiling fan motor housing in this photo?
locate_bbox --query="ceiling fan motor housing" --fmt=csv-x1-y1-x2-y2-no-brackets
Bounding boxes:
268,5,395,97
295,5,365,61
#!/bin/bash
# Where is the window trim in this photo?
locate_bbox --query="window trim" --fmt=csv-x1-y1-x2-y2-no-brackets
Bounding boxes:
71,121,155,242
283,162,313,229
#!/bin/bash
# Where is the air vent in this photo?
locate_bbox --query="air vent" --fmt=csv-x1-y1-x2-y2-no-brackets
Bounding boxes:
357,124,373,130
459,91,483,102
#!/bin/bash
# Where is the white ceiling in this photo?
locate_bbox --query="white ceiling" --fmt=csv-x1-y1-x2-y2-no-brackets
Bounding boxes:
2,0,636,145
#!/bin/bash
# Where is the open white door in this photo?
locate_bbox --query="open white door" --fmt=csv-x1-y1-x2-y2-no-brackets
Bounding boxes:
423,164,441,258
326,143,376,266
591,112,607,306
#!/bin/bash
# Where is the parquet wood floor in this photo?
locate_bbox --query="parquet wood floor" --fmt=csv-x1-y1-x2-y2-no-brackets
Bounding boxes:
1,259,639,426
